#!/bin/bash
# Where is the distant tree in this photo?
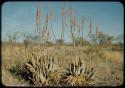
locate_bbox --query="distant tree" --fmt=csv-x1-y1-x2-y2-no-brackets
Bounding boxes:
23,32,39,43
7,32,18,43
7,32,19,49
56,39,64,45
89,34,96,44
23,32,34,50
90,32,114,45
114,34,124,45
75,37,91,46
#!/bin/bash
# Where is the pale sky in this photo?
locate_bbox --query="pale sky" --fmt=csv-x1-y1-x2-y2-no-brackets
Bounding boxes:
2,1,124,43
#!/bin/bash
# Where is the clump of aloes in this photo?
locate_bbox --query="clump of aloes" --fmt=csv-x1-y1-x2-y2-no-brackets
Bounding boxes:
61,57,95,86
24,49,61,86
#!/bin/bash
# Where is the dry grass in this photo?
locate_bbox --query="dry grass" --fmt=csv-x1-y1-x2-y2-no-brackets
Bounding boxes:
102,50,123,63
1,43,124,87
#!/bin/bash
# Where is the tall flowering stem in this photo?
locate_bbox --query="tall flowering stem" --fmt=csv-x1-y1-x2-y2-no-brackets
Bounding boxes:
90,17,92,34
74,16,76,31
70,2,75,47
49,2,56,41
46,12,48,31
88,17,92,42
36,3,41,35
61,2,66,40
82,16,84,38
96,25,99,38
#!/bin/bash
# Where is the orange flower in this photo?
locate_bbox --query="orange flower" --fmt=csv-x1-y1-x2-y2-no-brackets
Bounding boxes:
70,2,72,17
74,16,76,31
36,3,42,33
82,16,84,32
96,25,100,37
62,2,65,16
90,17,92,33
46,12,49,30
46,13,48,22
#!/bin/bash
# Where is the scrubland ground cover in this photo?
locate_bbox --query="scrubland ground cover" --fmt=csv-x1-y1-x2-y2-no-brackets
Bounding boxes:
1,42,124,87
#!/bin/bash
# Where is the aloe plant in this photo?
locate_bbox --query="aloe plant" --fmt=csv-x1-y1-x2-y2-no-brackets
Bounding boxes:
24,49,61,86
62,57,95,86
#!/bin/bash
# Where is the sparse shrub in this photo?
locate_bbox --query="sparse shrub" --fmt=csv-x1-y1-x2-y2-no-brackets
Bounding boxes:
56,39,64,45
7,32,18,49
89,32,114,46
23,40,29,51
75,37,91,46
45,41,54,46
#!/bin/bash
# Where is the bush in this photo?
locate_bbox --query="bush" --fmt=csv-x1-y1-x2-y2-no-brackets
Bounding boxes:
75,37,91,46
56,39,64,45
